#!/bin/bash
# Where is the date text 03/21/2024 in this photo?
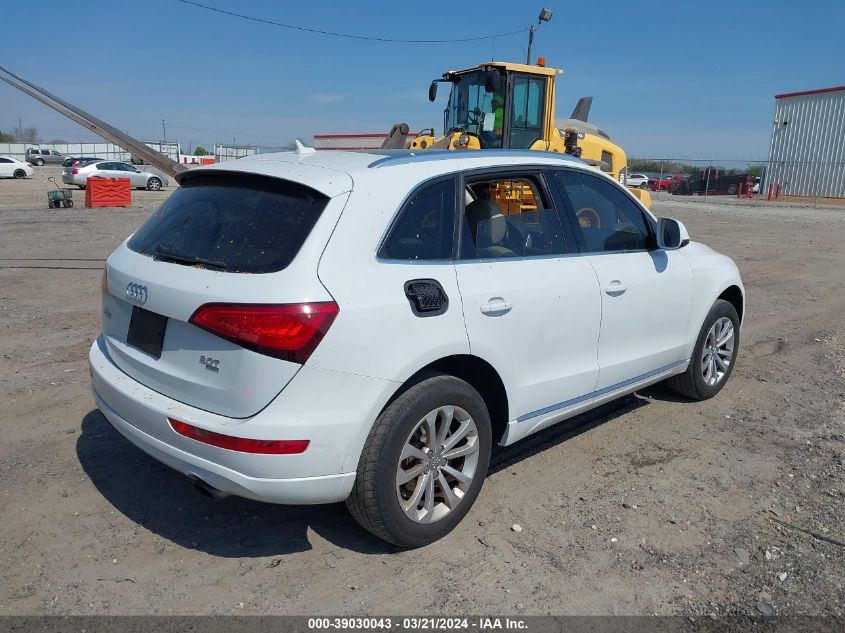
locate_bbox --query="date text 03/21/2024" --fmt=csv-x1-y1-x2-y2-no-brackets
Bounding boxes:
306,617,528,630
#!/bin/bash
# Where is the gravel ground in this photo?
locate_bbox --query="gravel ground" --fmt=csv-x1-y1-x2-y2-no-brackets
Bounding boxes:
0,167,843,616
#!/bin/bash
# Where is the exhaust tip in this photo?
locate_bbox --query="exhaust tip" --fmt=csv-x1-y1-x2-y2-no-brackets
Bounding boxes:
191,477,229,500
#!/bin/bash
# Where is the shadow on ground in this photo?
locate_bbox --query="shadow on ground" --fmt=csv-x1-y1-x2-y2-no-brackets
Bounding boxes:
76,410,392,558
77,387,688,557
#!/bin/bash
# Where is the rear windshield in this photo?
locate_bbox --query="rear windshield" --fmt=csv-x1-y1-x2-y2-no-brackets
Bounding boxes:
127,173,329,274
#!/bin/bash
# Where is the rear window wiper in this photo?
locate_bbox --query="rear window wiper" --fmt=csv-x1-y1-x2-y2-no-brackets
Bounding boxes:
154,245,229,271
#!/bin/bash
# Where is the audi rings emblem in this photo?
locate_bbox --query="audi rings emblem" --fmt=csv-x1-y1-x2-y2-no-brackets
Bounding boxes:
126,282,149,306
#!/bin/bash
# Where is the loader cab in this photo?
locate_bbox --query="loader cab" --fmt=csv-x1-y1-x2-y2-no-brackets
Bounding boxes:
432,62,562,151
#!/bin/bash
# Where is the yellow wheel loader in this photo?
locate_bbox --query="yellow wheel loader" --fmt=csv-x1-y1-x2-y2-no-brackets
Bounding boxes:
382,60,651,208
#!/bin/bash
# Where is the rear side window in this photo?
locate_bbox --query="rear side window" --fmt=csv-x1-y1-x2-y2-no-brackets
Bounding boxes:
128,174,329,273
379,178,456,261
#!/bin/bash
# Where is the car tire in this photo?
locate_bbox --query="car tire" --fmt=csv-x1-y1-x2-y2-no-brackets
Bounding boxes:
666,299,740,401
346,373,492,548
13,169,26,179
146,177,162,191
34,158,45,166
66,200,74,208
640,182,649,189
726,184,738,195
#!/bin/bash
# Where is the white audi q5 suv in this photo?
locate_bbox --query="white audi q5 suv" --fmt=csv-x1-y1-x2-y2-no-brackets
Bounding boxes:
90,148,744,547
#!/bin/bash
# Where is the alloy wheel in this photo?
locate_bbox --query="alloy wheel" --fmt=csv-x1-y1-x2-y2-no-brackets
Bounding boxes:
395,405,480,524
701,317,734,387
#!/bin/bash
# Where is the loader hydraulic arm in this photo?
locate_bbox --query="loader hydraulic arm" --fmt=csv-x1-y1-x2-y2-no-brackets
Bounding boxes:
0,65,187,177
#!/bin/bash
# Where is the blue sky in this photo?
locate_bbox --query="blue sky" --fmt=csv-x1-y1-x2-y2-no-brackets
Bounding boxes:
1,0,843,159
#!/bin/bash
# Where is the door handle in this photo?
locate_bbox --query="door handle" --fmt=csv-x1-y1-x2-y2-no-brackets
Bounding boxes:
604,281,627,296
480,299,512,315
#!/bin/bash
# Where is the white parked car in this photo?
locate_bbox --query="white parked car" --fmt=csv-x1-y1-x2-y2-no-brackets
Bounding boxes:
626,172,650,189
90,149,744,547
62,161,168,190
0,155,34,179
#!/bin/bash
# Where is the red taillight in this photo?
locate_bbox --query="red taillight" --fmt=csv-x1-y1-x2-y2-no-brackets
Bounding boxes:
189,302,339,364
168,418,309,454
72,168,79,175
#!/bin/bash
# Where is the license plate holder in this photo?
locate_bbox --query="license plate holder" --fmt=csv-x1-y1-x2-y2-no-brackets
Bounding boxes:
126,306,168,359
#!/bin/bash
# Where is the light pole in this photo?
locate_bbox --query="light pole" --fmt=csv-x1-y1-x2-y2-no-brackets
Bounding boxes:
161,119,167,143
526,8,553,65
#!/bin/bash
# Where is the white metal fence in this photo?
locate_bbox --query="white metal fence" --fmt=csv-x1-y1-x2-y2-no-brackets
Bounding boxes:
214,145,258,161
0,141,181,162
0,141,260,164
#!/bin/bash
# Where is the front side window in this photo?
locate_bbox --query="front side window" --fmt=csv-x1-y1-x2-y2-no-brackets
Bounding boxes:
508,75,545,149
444,71,505,149
0,158,11,163
552,170,652,253
459,174,567,259
379,178,456,261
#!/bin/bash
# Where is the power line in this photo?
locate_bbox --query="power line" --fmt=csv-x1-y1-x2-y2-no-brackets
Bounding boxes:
175,0,528,43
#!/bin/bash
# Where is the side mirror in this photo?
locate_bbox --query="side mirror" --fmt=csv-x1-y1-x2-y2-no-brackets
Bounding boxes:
428,81,438,102
656,217,689,250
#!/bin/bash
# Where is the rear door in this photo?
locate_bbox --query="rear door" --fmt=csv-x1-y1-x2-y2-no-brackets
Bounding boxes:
551,168,693,389
102,171,348,418
453,169,601,436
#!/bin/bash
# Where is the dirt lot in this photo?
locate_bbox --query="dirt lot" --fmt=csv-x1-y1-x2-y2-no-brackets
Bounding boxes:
0,167,843,617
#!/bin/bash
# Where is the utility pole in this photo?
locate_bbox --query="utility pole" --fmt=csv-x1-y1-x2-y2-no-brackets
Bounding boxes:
526,25,535,65
17,117,22,139
161,119,167,143
526,8,553,64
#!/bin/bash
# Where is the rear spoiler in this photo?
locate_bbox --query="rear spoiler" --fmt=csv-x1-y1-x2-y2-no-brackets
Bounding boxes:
0,65,187,178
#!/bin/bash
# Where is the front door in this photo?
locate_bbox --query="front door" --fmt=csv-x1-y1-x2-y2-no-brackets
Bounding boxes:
116,162,145,187
550,168,693,389
453,170,602,438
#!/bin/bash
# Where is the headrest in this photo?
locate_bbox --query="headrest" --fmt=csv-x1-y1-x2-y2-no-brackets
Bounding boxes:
466,199,506,246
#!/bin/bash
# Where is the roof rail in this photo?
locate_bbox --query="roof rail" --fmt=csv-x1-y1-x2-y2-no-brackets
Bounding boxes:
367,149,581,168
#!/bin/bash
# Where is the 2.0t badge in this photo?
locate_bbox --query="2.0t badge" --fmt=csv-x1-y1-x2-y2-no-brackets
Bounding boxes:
126,282,149,306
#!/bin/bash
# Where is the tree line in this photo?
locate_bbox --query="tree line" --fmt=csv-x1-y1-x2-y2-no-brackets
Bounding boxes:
0,127,41,143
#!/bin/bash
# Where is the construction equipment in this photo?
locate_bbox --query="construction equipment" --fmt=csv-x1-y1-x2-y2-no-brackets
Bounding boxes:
0,65,187,178
383,60,650,207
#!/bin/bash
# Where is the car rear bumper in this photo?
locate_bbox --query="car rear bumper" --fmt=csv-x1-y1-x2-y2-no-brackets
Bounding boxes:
88,335,385,504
